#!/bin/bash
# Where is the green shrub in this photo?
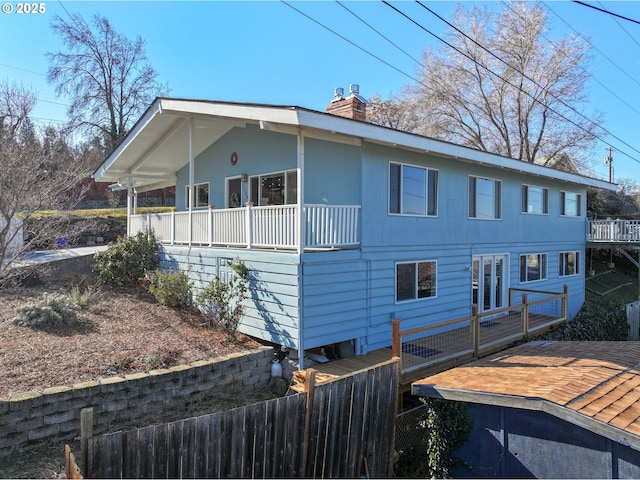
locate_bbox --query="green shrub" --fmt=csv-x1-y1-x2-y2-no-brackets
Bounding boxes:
197,258,248,339
93,229,159,287
541,303,629,341
67,285,93,309
12,292,82,328
147,269,192,307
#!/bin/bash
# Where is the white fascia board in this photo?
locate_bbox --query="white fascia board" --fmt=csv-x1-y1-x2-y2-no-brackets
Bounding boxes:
296,109,615,191
159,98,300,125
93,99,163,181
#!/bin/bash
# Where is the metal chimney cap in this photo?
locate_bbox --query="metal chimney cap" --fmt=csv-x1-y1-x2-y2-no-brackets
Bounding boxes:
349,84,360,95
334,87,345,99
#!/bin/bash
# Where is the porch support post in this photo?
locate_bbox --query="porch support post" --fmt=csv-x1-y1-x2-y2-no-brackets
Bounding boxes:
133,188,138,215
188,117,194,246
126,187,132,236
296,132,305,370
297,131,305,254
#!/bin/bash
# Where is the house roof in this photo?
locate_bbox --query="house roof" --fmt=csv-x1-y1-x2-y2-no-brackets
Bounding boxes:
412,341,640,450
93,97,615,193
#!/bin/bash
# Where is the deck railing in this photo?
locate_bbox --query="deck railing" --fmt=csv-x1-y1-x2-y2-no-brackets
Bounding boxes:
129,204,360,250
391,286,568,378
588,219,640,242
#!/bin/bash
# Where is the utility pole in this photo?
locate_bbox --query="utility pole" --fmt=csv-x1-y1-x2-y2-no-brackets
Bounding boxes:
604,147,614,183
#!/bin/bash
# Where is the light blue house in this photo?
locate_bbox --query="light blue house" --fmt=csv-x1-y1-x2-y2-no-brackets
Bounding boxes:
93,95,614,364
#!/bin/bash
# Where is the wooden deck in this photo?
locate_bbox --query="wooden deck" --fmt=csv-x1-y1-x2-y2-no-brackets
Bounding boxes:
291,313,564,395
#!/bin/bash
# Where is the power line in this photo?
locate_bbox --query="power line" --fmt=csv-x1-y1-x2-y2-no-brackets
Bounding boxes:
526,1,640,120
336,1,424,67
281,1,424,87
572,1,640,25
543,1,640,89
596,0,640,50
413,1,640,162
383,1,640,165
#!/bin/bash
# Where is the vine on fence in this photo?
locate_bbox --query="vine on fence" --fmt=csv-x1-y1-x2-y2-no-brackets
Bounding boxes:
394,398,472,478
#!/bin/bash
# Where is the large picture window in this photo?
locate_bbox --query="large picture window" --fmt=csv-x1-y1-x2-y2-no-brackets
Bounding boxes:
389,162,438,216
185,182,209,209
519,253,547,283
559,251,580,276
250,170,297,206
521,185,549,214
469,176,501,219
561,191,581,217
396,260,437,302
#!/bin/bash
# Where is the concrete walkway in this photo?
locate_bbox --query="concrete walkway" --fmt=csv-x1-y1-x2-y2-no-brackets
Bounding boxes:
14,245,109,266
11,245,110,280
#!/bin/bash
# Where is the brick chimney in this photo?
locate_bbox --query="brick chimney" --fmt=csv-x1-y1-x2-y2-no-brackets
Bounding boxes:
326,84,367,121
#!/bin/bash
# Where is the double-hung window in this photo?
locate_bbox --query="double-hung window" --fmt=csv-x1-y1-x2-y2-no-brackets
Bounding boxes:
469,176,501,219
519,253,547,283
561,191,581,216
389,162,438,216
185,182,210,209
521,185,549,214
396,260,437,302
559,251,580,276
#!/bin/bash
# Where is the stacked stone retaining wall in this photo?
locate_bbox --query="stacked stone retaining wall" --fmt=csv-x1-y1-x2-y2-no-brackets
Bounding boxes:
0,347,273,456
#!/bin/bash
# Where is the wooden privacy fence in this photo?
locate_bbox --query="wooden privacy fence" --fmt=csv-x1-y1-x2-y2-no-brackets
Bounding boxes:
392,286,568,380
75,359,398,479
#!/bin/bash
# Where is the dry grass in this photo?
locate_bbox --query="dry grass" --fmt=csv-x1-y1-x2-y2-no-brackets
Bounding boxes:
0,279,270,478
0,282,262,399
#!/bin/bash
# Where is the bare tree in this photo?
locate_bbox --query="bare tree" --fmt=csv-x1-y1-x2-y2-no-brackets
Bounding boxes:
367,93,423,132
408,2,600,168
0,81,91,283
47,13,168,153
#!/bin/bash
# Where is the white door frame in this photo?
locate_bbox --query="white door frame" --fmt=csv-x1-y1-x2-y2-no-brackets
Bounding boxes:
472,253,509,313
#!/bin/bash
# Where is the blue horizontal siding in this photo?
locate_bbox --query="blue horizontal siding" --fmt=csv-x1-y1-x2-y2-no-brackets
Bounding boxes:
159,245,301,349
300,253,368,350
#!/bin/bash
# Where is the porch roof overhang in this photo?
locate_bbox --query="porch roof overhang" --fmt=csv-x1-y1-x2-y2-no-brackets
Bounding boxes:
93,97,615,192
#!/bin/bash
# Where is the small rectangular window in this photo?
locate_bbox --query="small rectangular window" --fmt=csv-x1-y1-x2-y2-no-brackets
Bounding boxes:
559,251,580,276
519,253,547,283
186,182,209,209
521,185,549,214
396,260,436,302
469,176,501,219
561,191,581,217
389,162,438,216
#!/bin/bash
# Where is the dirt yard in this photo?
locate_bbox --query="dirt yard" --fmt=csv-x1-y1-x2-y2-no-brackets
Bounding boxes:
0,280,274,478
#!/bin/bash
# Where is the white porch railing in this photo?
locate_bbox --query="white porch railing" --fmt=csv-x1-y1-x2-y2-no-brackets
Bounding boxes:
588,219,640,243
129,204,361,250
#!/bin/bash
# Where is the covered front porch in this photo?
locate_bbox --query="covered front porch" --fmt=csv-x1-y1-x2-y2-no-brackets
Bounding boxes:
129,203,361,251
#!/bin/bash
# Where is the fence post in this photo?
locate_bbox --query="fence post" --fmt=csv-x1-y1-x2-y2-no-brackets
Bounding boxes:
471,304,479,357
522,294,529,334
302,369,317,478
80,407,93,477
563,285,569,320
391,319,401,359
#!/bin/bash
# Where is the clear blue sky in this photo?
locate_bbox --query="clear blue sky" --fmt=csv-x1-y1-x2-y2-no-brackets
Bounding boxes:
0,1,638,184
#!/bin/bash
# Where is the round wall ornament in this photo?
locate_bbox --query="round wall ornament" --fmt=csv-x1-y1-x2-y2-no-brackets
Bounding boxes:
230,152,238,166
